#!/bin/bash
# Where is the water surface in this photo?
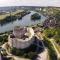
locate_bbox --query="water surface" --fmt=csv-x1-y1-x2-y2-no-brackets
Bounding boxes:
0,11,46,33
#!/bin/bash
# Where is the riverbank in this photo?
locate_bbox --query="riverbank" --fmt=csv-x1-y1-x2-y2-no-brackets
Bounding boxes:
0,10,24,20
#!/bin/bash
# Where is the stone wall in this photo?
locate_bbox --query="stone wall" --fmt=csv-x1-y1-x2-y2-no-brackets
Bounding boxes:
8,27,34,49
8,35,34,49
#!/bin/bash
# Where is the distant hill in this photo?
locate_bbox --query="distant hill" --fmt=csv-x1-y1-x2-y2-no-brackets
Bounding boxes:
0,6,21,12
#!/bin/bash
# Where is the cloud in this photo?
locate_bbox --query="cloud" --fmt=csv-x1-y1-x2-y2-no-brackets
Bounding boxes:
0,0,60,7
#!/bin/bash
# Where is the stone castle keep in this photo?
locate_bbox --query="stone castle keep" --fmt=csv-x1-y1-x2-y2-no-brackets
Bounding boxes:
8,26,34,49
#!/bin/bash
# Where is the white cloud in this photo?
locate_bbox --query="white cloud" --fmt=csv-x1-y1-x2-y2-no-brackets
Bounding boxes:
0,0,60,7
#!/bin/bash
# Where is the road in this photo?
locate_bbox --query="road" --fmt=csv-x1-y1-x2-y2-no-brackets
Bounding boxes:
50,39,60,59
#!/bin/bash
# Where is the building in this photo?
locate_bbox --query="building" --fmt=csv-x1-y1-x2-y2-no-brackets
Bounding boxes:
8,26,34,49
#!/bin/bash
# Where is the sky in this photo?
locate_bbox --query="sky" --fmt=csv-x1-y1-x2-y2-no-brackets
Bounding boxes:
0,0,60,7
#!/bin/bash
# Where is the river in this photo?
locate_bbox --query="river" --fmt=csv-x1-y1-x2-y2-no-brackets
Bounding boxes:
0,11,46,33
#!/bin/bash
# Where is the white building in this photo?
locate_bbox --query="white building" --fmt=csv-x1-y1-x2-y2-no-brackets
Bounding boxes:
8,26,34,49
